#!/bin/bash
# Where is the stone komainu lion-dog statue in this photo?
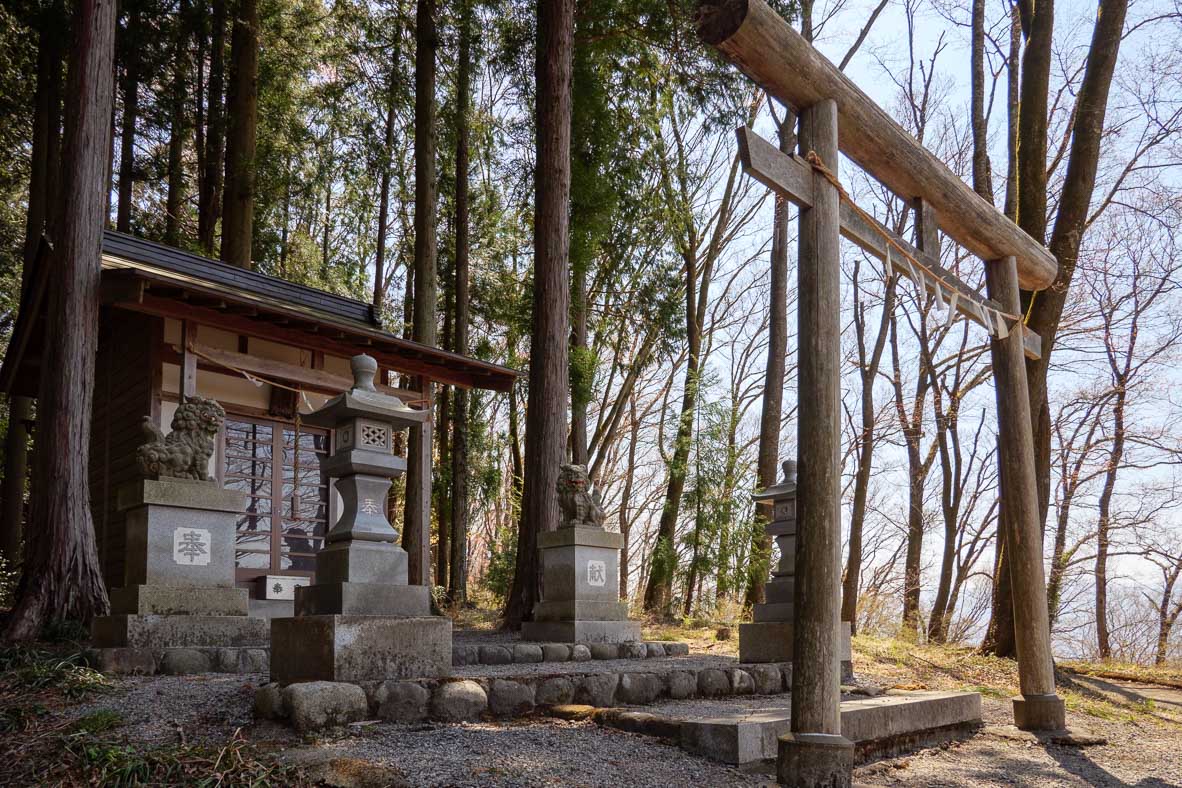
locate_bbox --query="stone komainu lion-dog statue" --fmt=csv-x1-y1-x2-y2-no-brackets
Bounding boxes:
137,396,225,481
556,463,606,529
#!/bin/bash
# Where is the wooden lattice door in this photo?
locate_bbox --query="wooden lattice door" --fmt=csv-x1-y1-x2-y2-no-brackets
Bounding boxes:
223,415,330,584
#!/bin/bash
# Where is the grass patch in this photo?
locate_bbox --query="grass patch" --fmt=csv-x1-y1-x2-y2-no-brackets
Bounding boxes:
0,702,47,733
0,645,111,699
71,708,124,734
1059,659,1182,689
63,729,304,787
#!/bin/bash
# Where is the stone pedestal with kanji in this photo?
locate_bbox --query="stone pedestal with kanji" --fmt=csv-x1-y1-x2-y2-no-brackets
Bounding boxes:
521,464,641,644
91,477,269,657
739,461,851,673
269,354,451,684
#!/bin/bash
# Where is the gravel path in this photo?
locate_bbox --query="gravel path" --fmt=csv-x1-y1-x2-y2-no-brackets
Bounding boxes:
332,719,767,787
54,671,1182,786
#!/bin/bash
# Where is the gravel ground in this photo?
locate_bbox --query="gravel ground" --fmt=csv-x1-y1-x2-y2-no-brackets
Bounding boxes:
53,670,1182,786
329,719,768,787
456,653,738,678
65,672,265,746
58,672,769,787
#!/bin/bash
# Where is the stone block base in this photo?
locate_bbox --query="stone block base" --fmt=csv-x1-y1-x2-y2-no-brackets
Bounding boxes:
1013,693,1066,731
109,585,249,616
91,614,268,649
270,615,451,684
777,732,854,788
532,600,629,621
295,582,431,617
738,620,852,663
520,619,641,644
85,646,269,675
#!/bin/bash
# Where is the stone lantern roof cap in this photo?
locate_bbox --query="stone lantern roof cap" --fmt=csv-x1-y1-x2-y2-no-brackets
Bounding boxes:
302,354,428,428
753,459,797,500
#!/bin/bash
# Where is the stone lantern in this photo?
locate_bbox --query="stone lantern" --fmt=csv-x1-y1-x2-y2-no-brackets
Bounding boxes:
739,459,851,673
269,354,451,684
739,460,799,663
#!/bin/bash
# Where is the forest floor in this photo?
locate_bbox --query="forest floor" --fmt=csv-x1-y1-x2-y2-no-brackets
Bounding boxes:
1,625,1180,786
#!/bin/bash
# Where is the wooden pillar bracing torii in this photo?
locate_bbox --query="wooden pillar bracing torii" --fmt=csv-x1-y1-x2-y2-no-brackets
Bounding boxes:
780,99,854,786
695,0,1066,773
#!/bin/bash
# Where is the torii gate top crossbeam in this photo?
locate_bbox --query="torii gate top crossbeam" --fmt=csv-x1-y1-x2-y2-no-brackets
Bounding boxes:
697,0,1059,292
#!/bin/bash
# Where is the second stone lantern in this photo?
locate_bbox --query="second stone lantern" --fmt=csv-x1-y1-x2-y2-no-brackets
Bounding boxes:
269,354,451,684
739,459,852,675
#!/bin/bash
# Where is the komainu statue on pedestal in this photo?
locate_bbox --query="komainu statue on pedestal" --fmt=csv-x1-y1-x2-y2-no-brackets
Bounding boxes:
137,396,225,481
557,463,605,529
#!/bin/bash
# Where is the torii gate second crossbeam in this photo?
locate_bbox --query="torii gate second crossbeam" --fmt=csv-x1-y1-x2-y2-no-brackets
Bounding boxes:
696,1,1066,785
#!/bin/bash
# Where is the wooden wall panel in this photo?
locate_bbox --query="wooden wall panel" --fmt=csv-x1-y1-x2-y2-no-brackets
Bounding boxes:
89,309,158,587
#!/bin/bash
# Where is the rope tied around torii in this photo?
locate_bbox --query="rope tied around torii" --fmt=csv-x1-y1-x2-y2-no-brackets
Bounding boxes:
803,149,1024,340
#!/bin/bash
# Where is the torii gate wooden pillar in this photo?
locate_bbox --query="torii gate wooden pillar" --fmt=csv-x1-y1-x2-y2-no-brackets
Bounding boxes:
699,1,1065,784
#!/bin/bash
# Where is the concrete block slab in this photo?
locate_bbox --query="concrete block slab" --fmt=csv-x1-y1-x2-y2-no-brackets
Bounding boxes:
110,585,249,616
294,581,430,617
92,614,268,649
841,690,982,745
520,620,641,644
270,615,451,684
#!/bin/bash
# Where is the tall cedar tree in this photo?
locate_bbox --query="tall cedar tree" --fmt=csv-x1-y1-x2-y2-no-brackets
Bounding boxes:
197,0,225,255
985,0,1129,657
2,1,64,567
402,0,437,582
6,0,116,639
115,0,139,232
165,0,190,246
449,0,473,605
221,0,257,268
504,0,574,628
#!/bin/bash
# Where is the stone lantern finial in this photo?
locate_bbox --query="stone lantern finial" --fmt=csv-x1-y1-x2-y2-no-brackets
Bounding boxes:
782,459,798,484
351,353,378,392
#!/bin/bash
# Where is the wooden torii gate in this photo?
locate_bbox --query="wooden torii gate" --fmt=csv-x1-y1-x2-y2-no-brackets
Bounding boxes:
697,1,1065,784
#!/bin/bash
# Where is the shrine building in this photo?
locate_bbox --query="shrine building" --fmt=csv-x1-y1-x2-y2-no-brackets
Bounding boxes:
0,231,517,611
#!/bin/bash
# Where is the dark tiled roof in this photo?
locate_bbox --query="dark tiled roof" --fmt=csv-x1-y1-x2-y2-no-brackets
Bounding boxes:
102,231,378,328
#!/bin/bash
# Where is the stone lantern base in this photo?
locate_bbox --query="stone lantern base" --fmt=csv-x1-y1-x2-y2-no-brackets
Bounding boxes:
270,615,452,684
740,620,854,678
292,539,433,617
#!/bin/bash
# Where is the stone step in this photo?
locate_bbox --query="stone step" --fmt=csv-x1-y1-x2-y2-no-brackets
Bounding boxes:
256,655,801,731
453,640,688,667
568,689,983,766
